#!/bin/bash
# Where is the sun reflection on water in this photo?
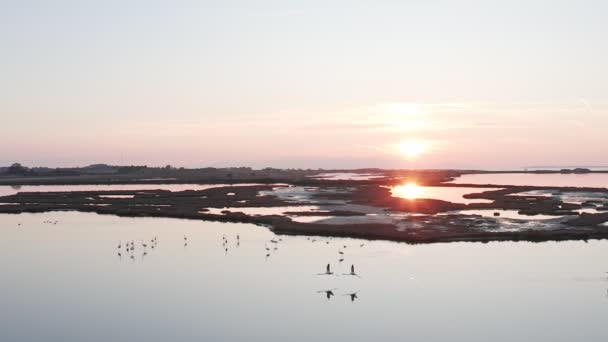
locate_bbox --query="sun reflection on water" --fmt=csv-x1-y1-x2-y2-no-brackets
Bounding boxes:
392,183,424,200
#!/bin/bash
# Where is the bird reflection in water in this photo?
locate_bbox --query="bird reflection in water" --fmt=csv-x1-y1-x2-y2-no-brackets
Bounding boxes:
345,292,359,302
318,289,336,300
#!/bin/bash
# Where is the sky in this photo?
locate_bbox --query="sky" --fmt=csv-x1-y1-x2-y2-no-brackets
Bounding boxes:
1,0,607,169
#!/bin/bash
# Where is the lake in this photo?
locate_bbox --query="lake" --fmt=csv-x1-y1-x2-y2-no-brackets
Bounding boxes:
0,183,278,197
1,211,607,342
452,173,608,188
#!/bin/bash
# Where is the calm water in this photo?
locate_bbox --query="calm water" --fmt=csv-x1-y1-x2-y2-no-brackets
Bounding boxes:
310,172,384,180
452,173,608,188
391,186,500,204
1,212,608,342
0,183,273,197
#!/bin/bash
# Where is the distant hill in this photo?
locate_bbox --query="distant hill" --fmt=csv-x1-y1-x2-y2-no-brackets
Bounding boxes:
81,164,119,174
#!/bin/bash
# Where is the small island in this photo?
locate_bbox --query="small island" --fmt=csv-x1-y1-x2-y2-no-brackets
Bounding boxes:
2,164,607,244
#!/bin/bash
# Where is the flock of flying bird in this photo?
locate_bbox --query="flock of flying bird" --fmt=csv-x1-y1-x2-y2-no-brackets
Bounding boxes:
18,219,608,302
312,237,363,302
114,232,363,302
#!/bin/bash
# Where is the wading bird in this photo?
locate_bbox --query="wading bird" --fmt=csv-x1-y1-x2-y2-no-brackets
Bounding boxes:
319,263,333,275
343,264,361,278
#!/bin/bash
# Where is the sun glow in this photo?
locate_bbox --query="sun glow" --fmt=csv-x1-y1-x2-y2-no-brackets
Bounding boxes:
392,183,424,200
396,140,428,159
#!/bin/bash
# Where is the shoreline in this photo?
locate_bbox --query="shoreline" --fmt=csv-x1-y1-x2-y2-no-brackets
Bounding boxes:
1,178,607,244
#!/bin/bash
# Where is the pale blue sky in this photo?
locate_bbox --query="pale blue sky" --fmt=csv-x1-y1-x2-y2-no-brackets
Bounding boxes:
1,0,607,168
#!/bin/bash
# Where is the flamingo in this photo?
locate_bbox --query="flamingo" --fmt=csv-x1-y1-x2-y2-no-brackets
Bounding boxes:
321,263,334,275
343,264,361,277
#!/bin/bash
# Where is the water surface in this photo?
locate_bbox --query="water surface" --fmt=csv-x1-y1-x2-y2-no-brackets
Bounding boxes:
1,212,608,342
452,173,608,188
391,185,500,204
310,173,384,180
0,183,272,197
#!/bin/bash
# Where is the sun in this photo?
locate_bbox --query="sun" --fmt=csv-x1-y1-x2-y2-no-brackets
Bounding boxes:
396,140,428,159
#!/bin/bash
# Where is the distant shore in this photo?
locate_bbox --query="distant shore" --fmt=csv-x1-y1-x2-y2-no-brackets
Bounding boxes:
2,166,608,186
1,169,607,244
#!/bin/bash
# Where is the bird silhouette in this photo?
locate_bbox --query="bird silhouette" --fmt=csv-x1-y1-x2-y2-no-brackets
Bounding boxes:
319,263,333,275
343,264,361,277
